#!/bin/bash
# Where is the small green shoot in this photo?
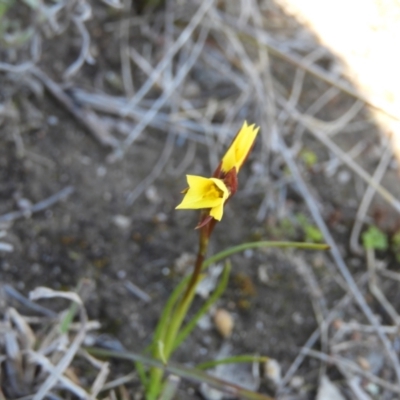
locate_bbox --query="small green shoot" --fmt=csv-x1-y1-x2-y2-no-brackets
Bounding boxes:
391,231,400,262
197,355,269,370
296,213,324,243
362,226,388,251
300,148,318,168
173,261,231,352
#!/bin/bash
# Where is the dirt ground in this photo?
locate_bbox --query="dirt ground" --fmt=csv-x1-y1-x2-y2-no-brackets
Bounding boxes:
0,85,323,397
2,1,400,399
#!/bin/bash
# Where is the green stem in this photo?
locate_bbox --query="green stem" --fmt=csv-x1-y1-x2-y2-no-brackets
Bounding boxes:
172,261,231,352
148,278,199,400
203,241,329,270
196,355,269,370
147,225,210,398
163,277,199,360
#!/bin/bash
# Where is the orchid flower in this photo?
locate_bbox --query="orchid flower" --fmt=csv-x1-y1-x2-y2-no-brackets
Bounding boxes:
176,121,259,225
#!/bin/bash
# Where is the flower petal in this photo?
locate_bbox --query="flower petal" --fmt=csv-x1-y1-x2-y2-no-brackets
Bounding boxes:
176,176,229,210
221,121,259,173
210,202,224,220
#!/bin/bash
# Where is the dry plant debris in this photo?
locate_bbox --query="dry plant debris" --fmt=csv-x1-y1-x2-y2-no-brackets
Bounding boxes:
2,0,400,398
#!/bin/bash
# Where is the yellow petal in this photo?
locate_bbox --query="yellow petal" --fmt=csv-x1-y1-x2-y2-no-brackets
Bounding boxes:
210,202,224,220
176,175,229,211
221,121,260,173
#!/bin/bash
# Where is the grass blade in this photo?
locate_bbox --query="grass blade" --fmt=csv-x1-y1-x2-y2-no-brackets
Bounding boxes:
173,261,231,352
197,355,269,370
203,241,329,270
86,347,274,400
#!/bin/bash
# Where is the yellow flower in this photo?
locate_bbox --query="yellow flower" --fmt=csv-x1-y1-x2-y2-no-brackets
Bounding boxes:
176,175,229,221
220,121,260,174
176,121,259,227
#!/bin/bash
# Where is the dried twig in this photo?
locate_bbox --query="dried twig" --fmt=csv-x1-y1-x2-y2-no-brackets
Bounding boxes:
366,248,400,326
217,10,400,122
278,136,400,382
119,0,134,97
121,0,215,116
124,280,152,303
115,25,210,159
0,186,74,223
29,288,88,400
291,256,329,380
64,10,94,79
31,68,119,149
3,285,57,318
278,273,369,391
276,94,400,214
350,142,393,254
303,348,400,395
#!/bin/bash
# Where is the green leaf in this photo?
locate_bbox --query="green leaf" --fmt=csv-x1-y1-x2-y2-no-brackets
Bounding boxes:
172,261,231,352
362,226,388,250
300,149,318,167
0,0,14,19
197,355,269,370
295,213,323,242
304,225,324,243
152,274,191,355
135,361,149,391
203,241,329,270
86,347,274,400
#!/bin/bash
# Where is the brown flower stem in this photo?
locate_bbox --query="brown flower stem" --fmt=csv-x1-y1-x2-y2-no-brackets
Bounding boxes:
181,235,207,303
181,215,217,301
149,216,217,398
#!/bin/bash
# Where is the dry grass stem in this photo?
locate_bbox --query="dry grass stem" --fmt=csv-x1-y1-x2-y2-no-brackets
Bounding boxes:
350,143,393,254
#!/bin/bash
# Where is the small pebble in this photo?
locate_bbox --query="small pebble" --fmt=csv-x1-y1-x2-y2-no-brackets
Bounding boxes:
251,161,264,175
145,185,161,204
337,170,351,184
290,375,304,390
97,166,107,177
365,382,380,396
112,215,131,230
357,356,370,370
198,347,208,356
197,314,212,331
174,252,195,274
257,265,269,284
317,376,345,400
332,319,344,330
244,249,253,258
264,359,282,386
292,311,304,325
0,243,13,252
213,308,234,338
47,115,59,126
200,384,223,400
17,198,32,211
117,270,126,279
105,71,123,91
183,81,201,97
154,212,167,223
312,254,325,268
